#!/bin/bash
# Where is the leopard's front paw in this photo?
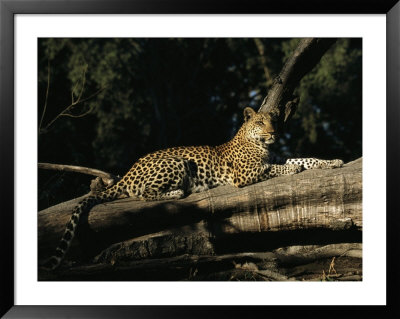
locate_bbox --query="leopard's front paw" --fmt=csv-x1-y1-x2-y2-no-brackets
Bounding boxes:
327,159,344,169
286,164,303,175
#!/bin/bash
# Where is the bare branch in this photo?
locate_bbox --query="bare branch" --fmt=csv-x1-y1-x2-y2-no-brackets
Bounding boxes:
38,162,118,187
59,87,106,118
73,64,87,104
71,76,80,104
39,65,106,135
38,59,51,134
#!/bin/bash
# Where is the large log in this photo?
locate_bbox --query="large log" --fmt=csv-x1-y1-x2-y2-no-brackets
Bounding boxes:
38,157,362,266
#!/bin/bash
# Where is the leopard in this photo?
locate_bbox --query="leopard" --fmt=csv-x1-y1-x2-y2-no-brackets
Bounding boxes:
43,106,343,270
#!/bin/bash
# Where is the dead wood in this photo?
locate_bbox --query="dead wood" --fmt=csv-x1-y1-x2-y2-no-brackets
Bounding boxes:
38,162,118,187
38,158,362,270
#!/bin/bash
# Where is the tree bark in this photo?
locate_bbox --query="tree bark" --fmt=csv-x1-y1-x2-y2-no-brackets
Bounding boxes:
38,157,362,280
258,38,337,130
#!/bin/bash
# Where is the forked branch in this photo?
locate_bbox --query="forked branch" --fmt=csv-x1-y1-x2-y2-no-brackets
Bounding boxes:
38,63,106,135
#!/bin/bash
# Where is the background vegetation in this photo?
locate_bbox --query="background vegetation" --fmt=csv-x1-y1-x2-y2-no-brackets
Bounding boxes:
38,38,362,210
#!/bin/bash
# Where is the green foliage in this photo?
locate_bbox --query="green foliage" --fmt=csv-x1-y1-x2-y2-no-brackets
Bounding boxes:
38,38,362,210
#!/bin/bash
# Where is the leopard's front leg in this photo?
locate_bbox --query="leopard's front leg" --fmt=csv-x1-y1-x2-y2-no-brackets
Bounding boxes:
232,163,303,187
263,163,303,178
285,158,343,170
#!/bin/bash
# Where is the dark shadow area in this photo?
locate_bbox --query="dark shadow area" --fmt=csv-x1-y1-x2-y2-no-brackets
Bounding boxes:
39,227,361,281
86,205,211,253
210,228,362,255
41,202,214,264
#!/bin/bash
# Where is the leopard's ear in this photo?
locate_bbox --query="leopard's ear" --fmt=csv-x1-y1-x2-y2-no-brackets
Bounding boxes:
243,107,256,122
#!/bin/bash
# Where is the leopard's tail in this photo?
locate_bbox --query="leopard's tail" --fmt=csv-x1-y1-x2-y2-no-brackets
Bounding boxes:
43,183,124,270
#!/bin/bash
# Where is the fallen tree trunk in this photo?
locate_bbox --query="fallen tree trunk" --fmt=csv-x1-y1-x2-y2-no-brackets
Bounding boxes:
38,158,362,271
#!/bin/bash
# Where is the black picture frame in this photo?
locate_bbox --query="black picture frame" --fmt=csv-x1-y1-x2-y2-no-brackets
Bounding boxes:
1,0,399,318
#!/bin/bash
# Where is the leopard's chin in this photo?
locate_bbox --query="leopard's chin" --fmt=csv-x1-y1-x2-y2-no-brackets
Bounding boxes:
260,137,275,144
257,137,275,146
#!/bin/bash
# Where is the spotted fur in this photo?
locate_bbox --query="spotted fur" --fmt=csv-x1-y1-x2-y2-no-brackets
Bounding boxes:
285,158,343,170
44,107,343,270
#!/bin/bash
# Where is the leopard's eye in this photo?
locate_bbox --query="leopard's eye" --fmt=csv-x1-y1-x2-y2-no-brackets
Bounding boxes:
256,121,264,126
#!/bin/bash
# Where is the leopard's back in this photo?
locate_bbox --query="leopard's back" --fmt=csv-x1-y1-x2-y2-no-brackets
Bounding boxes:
124,145,233,198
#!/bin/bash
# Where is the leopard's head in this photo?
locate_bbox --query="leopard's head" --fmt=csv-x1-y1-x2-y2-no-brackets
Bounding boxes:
242,107,277,145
